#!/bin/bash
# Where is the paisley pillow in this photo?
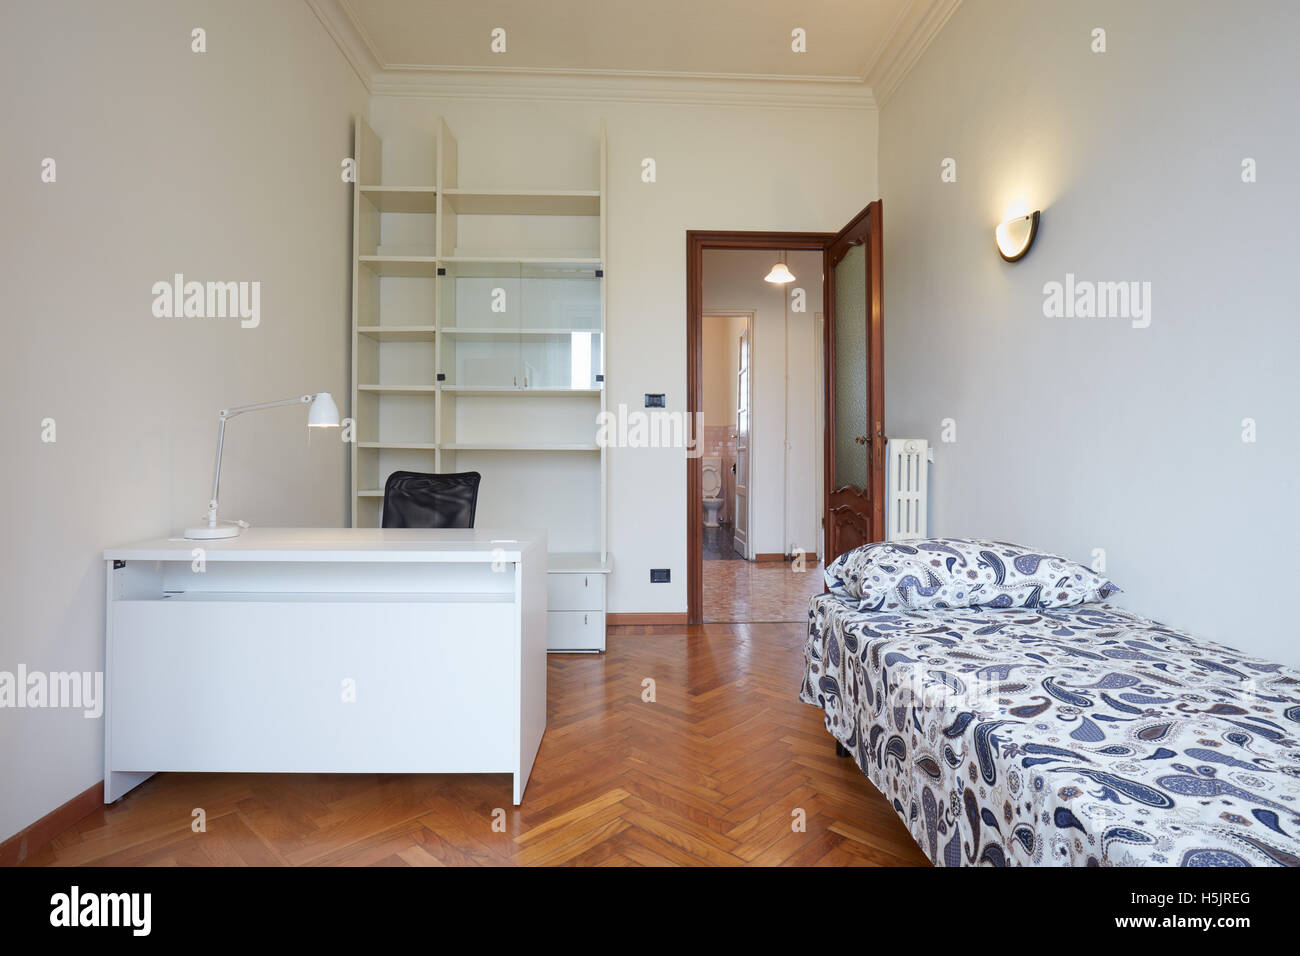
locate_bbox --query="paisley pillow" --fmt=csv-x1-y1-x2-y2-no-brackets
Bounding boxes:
824,537,1120,611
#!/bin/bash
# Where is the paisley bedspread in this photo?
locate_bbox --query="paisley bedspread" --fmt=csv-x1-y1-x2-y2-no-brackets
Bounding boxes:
800,594,1300,866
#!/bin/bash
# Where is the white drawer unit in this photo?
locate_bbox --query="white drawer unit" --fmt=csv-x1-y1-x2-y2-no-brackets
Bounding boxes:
547,553,611,653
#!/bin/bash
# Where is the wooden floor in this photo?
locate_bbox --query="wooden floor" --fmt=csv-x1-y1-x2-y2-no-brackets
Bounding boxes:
29,613,927,867
703,555,825,623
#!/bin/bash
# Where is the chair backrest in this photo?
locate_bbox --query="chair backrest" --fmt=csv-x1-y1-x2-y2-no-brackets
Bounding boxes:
381,471,481,529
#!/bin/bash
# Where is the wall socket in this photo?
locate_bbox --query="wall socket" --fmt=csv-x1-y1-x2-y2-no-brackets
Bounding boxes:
644,393,666,408
650,568,670,583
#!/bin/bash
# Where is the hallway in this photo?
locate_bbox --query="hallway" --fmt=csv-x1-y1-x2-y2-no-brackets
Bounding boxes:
703,557,824,623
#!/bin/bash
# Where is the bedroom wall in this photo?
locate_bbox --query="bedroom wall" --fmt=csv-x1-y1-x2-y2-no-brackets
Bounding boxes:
878,0,1300,664
369,97,874,612
0,0,368,844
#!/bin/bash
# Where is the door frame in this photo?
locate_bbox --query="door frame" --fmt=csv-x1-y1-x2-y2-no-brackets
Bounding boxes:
823,202,886,564
686,230,836,625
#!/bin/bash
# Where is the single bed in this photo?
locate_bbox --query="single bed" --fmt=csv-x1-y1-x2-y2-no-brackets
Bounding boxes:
801,592,1300,866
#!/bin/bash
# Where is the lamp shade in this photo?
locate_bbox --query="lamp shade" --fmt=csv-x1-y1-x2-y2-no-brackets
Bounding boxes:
307,391,340,427
995,211,1040,262
764,261,796,284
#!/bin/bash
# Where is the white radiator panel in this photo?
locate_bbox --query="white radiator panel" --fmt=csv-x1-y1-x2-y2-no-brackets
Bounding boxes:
886,438,929,541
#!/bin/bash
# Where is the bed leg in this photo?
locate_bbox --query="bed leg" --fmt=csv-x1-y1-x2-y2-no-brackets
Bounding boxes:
835,742,850,758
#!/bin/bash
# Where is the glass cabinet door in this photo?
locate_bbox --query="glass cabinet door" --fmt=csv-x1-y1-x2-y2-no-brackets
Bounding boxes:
440,264,521,388
519,267,602,389
440,263,603,390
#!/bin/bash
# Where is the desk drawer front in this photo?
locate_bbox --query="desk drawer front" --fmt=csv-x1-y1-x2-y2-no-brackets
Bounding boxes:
547,609,604,652
110,599,516,773
547,572,605,611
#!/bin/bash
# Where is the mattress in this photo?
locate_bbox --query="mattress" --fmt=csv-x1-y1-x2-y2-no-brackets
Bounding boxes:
801,593,1300,866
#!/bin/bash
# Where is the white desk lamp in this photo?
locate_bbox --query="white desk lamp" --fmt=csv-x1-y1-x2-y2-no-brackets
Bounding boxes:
185,392,340,540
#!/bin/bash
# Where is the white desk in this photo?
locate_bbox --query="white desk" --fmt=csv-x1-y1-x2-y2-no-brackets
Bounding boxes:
103,528,547,805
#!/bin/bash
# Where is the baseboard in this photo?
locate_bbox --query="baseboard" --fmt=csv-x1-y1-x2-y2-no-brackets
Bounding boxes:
607,612,689,626
0,780,103,866
753,553,820,564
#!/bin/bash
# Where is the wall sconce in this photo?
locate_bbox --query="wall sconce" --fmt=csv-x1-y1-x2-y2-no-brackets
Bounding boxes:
995,210,1040,262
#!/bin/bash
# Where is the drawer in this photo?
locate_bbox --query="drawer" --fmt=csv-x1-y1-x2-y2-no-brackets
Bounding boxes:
548,609,605,652
547,572,605,611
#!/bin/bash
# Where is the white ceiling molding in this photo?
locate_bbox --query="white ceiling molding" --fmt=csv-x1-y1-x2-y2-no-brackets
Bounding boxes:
371,69,877,111
863,0,964,107
306,0,380,90
305,0,959,111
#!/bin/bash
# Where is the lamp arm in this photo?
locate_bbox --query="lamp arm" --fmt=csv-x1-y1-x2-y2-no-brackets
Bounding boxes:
203,395,314,528
221,394,314,419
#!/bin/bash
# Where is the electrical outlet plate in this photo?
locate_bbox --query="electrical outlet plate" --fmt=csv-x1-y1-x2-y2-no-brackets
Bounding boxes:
650,568,670,583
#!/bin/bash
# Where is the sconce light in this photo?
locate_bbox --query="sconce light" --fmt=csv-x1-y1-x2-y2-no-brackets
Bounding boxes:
995,210,1040,262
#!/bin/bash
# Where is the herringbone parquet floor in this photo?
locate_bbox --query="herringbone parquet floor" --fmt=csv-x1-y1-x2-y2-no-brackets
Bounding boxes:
27,621,928,867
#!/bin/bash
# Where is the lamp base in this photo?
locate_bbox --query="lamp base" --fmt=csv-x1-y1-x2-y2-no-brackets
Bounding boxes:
184,522,244,540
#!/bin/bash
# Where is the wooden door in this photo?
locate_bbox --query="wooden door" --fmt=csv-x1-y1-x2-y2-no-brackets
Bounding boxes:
823,202,885,564
733,327,750,558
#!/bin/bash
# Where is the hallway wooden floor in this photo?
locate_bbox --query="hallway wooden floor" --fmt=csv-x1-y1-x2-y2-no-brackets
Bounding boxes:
703,556,825,623
28,620,927,867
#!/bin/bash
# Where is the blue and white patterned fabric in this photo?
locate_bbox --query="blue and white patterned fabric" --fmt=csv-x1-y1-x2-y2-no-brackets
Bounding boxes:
825,537,1119,612
801,593,1300,866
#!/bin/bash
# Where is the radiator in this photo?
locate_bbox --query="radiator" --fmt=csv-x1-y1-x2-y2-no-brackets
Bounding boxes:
886,438,929,541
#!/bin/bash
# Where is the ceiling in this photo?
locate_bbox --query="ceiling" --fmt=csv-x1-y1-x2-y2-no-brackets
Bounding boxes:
313,0,963,104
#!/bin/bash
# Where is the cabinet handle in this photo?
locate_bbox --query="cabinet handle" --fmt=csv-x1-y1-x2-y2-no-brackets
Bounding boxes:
513,376,517,387
584,575,588,587
584,613,588,626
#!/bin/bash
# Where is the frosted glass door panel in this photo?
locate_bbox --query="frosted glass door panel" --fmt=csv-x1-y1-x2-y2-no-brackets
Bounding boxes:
832,244,868,491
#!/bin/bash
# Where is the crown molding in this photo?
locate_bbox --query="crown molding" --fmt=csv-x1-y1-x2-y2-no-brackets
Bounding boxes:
370,69,877,110
864,0,964,107
306,0,959,111
306,0,379,91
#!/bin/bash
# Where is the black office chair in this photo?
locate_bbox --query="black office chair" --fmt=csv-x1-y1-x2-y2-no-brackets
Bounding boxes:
381,471,481,529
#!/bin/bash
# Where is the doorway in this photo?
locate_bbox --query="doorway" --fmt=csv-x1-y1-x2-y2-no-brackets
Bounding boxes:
689,236,831,624
701,311,752,563
686,207,885,625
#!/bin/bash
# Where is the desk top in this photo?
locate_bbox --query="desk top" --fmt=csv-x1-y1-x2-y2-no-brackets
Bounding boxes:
104,527,547,563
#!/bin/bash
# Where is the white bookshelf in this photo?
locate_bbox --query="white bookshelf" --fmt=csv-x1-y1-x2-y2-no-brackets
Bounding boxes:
349,116,610,651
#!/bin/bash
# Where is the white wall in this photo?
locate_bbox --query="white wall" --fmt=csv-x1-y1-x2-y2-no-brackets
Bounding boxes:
702,250,824,558
370,96,874,611
879,0,1300,664
0,0,367,843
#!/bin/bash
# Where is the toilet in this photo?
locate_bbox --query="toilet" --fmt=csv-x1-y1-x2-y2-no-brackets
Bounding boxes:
702,457,724,527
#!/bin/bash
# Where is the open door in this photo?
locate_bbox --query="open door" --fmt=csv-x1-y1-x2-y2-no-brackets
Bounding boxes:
733,327,750,558
823,201,885,565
